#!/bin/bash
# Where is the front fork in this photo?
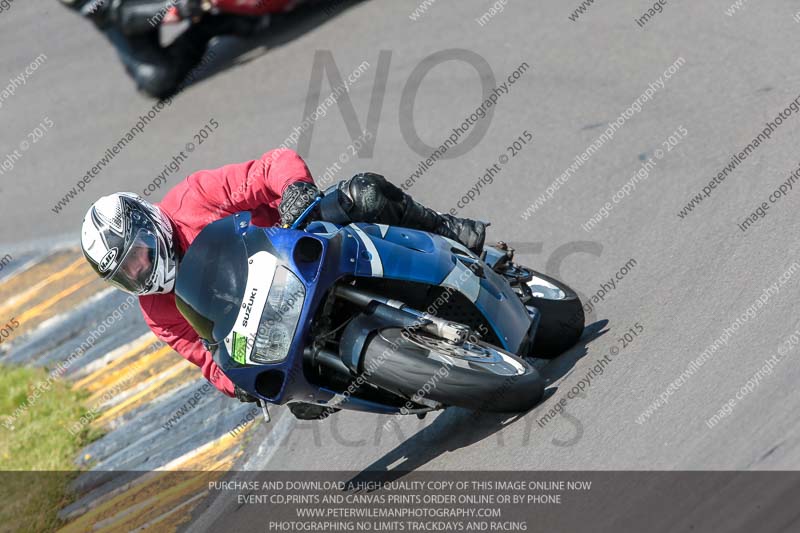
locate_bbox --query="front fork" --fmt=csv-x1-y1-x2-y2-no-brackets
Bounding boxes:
332,285,472,346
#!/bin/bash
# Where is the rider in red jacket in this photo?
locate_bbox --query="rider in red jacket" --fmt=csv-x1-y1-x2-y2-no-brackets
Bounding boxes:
80,148,486,415
139,148,313,397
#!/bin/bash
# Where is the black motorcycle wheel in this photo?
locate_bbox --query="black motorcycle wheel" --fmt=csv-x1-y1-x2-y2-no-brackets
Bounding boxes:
524,269,585,358
360,328,544,412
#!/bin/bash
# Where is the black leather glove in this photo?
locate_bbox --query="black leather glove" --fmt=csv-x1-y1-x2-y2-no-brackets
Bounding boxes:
279,182,321,228
234,385,258,403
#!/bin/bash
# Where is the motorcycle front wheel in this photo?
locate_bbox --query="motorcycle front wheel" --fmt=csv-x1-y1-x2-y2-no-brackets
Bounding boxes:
523,269,585,358
361,327,544,413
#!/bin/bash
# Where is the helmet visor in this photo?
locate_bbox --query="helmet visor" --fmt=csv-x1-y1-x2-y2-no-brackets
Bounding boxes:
107,228,158,294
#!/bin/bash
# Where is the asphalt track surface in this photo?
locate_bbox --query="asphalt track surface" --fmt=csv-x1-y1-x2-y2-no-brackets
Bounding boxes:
4,0,800,530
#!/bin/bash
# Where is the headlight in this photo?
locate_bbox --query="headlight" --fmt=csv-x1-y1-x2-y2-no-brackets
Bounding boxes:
251,267,305,363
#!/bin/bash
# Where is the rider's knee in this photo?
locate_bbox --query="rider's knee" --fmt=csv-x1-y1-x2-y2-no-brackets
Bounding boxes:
339,172,407,223
340,173,390,222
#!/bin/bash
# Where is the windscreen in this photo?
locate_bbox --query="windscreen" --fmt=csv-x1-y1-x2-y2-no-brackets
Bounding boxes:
174,215,250,343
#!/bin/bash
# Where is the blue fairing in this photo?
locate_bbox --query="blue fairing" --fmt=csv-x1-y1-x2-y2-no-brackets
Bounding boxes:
307,221,532,351
176,214,533,414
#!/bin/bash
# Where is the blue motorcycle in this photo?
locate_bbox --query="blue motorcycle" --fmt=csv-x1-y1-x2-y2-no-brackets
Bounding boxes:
174,204,584,419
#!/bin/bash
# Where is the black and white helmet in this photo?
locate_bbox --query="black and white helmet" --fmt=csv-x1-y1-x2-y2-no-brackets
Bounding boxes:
81,192,177,295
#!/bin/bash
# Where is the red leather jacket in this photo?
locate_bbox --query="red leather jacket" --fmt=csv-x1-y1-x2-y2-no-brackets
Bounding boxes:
139,149,314,397
211,0,295,16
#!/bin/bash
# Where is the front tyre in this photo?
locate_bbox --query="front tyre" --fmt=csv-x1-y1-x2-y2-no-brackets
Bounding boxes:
524,270,585,358
361,328,544,413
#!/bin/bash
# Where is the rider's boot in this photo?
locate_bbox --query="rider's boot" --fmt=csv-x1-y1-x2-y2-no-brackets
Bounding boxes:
400,194,487,254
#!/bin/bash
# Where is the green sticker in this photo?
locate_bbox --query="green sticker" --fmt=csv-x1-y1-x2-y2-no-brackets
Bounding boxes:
232,332,248,364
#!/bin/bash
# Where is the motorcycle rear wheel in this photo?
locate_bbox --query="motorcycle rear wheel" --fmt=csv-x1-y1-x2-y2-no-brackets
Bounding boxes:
361,328,544,412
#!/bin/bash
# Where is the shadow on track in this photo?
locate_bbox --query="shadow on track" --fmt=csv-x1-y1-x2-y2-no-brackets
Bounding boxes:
539,319,608,390
184,0,367,90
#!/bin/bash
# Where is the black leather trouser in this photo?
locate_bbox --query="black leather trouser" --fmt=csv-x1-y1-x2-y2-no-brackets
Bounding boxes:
319,172,487,253
321,173,440,231
100,5,249,98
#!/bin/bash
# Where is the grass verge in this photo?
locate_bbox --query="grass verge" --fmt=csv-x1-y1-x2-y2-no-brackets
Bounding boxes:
0,364,103,532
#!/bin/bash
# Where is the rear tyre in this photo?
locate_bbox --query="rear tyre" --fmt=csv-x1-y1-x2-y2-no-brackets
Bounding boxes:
524,270,585,358
361,328,544,412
